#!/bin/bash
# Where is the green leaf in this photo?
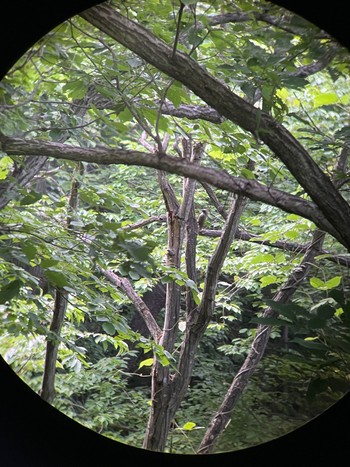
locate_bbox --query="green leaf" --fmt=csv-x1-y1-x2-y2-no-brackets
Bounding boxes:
325,276,341,289
291,337,326,350
0,155,13,180
118,107,133,122
308,317,326,329
20,190,42,206
191,289,201,305
21,242,37,261
282,76,309,89
138,358,154,369
251,316,291,326
310,276,341,290
166,86,182,108
121,241,152,262
62,80,88,99
180,421,196,431
316,304,336,321
306,378,329,400
309,277,325,289
264,300,307,320
250,253,274,264
41,258,59,268
313,92,338,108
0,280,22,304
158,353,170,367
128,269,140,280
260,275,278,288
241,168,255,180
102,322,116,335
43,270,68,287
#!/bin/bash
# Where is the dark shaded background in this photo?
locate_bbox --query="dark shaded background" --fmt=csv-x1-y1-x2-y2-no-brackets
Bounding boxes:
0,1,349,465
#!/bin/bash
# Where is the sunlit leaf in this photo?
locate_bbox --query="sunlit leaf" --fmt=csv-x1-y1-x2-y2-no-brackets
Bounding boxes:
260,275,278,288
138,358,154,369
251,253,274,264
180,421,196,431
313,92,338,108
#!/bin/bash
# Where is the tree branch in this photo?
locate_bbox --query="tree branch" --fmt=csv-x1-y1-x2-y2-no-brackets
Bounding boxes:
208,9,331,39
0,132,341,244
98,267,162,343
121,215,167,231
201,228,350,268
80,4,350,250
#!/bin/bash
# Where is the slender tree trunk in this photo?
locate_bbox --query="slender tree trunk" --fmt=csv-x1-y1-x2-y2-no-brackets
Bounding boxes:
198,147,349,453
197,229,325,454
40,163,82,402
40,289,68,403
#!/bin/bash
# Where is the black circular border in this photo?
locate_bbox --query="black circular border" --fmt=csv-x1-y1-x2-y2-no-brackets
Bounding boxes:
1,1,349,465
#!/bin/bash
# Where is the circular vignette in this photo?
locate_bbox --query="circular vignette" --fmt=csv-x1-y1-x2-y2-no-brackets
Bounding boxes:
0,0,350,464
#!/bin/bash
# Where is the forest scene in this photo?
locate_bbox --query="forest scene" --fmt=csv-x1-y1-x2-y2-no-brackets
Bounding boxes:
1,0,350,455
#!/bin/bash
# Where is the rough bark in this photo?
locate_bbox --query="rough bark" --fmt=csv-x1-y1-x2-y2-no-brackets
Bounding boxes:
143,140,204,451
80,4,350,250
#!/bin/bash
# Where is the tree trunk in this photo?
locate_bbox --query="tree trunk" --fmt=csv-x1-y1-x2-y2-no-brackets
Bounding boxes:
40,288,68,403
143,140,202,451
40,163,83,402
145,193,246,451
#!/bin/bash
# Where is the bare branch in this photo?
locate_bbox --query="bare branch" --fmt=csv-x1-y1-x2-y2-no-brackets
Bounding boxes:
208,9,330,39
98,267,162,343
201,228,350,268
121,215,167,231
289,44,341,78
0,132,340,243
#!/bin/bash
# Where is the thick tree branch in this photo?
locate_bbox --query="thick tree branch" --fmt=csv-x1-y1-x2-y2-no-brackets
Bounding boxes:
80,4,350,250
154,101,224,124
121,215,167,231
0,133,340,244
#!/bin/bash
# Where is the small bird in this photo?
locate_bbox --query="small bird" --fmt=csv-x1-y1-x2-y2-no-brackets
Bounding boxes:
197,209,208,230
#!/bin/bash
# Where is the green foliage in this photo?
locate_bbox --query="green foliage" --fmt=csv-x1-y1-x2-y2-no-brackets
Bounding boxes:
54,354,150,446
